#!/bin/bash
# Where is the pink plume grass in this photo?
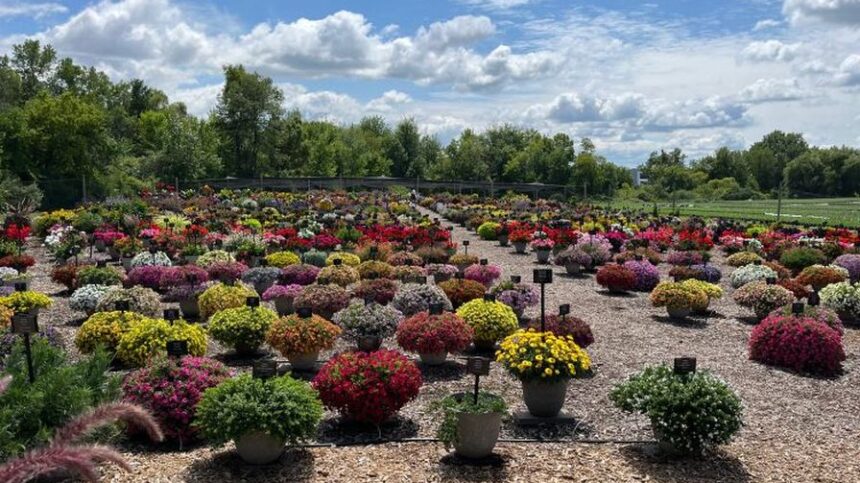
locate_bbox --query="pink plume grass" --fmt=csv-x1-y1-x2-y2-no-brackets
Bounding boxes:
0,444,129,483
52,402,164,446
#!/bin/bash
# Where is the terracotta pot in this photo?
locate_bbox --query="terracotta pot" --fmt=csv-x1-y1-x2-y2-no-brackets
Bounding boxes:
235,431,285,465
419,351,448,365
287,351,319,371
452,411,503,459
522,379,568,417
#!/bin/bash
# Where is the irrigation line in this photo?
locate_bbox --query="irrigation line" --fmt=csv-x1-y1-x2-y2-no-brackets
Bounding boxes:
296,437,657,449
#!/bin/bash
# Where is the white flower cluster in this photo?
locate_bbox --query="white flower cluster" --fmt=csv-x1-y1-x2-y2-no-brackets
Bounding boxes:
130,251,173,268
820,282,860,319
69,284,113,314
730,264,777,289
43,225,75,247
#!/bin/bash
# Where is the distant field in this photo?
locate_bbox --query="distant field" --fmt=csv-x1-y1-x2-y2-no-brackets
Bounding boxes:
601,197,860,228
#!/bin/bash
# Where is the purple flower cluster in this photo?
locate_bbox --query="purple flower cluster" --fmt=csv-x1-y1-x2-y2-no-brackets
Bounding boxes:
159,265,209,289
122,356,232,443
280,263,320,285
464,263,502,287
834,254,860,282
262,284,304,301
497,286,539,312
164,282,213,302
205,262,248,283
126,265,171,289
689,264,722,283
666,250,704,266
623,260,661,292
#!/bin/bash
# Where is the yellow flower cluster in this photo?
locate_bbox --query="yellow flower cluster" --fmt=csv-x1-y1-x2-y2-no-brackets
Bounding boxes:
496,329,591,382
265,251,301,268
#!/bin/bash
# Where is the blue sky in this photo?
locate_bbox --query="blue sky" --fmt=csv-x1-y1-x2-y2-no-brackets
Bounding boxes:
2,0,860,166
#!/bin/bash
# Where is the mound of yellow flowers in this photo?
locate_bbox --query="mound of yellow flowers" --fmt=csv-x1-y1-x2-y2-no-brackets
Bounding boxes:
496,329,591,382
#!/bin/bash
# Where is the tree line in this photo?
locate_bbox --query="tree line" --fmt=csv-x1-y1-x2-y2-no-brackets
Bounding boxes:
0,39,858,208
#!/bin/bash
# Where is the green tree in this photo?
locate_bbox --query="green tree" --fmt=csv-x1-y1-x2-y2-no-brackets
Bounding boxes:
391,119,421,178
213,65,284,178
10,40,56,101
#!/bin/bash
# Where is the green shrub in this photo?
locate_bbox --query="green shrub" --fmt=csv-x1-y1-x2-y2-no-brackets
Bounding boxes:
610,365,743,455
208,306,277,352
476,222,501,240
194,374,322,445
197,282,257,320
780,247,827,272
76,266,124,286
74,311,149,354
0,339,121,459
116,319,207,367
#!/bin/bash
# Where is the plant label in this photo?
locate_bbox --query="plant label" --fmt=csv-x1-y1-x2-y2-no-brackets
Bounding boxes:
166,340,189,357
466,357,491,376
558,304,571,316
533,268,553,284
673,357,697,375
11,313,38,334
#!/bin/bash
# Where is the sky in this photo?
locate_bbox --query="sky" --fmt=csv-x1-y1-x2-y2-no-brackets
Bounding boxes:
1,0,859,166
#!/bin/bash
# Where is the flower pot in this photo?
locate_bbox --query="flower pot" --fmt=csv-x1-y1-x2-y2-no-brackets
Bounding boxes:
108,247,120,261
666,306,691,319
522,379,568,417
179,298,200,319
607,285,628,294
274,297,295,316
433,273,452,284
287,351,319,371
5,277,29,290
254,280,275,296
692,299,710,314
95,240,106,252
452,411,503,459
513,241,527,254
535,249,551,264
419,351,448,365
497,235,509,247
357,336,382,352
837,310,857,325
235,431,285,465
184,255,199,265
473,339,496,352
565,263,582,276
121,257,133,271
234,343,259,357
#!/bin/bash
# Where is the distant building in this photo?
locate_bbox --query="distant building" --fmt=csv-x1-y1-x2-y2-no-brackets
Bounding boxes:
630,168,648,187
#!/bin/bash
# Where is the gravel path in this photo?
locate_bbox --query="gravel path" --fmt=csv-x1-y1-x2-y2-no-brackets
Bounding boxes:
22,215,860,482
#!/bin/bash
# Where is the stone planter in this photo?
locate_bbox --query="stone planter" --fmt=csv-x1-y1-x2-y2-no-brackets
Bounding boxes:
287,351,319,371
497,235,509,247
666,306,691,319
535,249,551,264
235,431,285,465
522,379,569,417
419,351,448,365
565,263,582,276
513,241,527,254
452,411,503,459
357,336,382,352
179,298,200,320
273,297,295,316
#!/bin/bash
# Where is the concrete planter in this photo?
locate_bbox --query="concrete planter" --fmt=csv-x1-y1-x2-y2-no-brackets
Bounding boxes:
452,412,503,459
666,306,691,319
522,379,568,417
419,351,448,365
287,351,319,371
235,431,285,465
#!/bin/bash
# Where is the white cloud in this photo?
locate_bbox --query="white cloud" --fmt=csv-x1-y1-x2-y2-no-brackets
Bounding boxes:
738,78,809,102
834,54,860,85
783,0,860,25
456,0,533,12
753,19,782,31
365,90,413,112
741,40,802,62
0,2,66,19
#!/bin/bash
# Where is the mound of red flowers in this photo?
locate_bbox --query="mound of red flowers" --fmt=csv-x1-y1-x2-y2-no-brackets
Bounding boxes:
312,349,422,424
595,264,637,293
749,314,845,376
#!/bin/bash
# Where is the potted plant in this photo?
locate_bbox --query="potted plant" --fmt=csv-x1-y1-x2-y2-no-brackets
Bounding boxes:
208,305,278,356
820,281,860,324
623,260,661,292
351,278,399,305
396,311,473,365
262,284,303,315
649,282,707,319
510,230,531,254
449,253,479,273
496,329,591,417
732,281,795,320
554,247,591,276
180,243,207,265
729,263,777,289
426,263,458,283
391,283,453,316
115,318,208,367
595,264,637,294
0,290,53,317
280,263,321,285
333,300,403,352
266,311,341,370
195,374,322,465
456,298,519,351
437,278,487,309
749,313,845,375
527,313,594,348
432,392,507,459
312,350,422,424
796,264,847,292
491,281,539,320
95,286,162,317
316,264,361,287
122,356,232,447
241,266,283,295
530,237,555,264
69,284,113,316
463,263,502,287
197,282,258,320
164,283,211,320
294,284,351,320
610,365,743,456
679,279,723,314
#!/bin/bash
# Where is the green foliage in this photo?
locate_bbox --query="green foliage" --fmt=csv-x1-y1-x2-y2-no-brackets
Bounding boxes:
116,319,207,367
76,266,123,286
610,365,743,455
780,247,827,271
208,306,277,351
432,392,507,447
194,374,322,445
0,339,121,459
